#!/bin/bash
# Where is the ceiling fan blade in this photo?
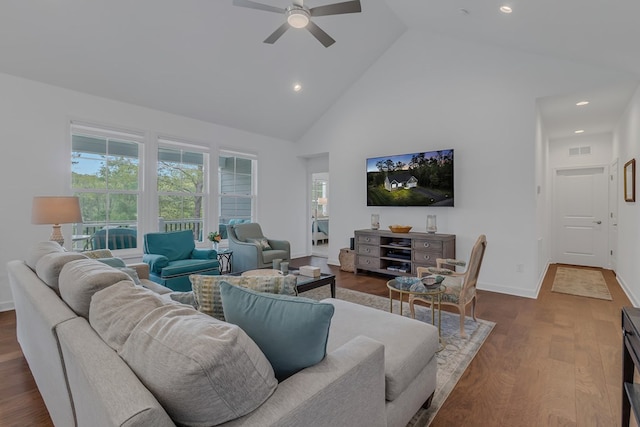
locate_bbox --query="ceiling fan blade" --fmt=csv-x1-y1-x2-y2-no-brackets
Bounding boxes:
310,0,361,17
264,22,290,44
306,21,335,47
233,0,285,14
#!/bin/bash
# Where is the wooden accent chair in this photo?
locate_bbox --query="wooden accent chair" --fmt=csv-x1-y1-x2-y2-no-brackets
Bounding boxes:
410,234,487,338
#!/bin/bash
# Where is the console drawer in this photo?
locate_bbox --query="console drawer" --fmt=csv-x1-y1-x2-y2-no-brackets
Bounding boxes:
356,255,380,270
357,244,379,257
357,234,380,245
412,239,443,251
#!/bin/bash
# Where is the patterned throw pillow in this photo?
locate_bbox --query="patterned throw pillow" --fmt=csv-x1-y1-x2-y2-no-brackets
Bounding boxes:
83,249,115,259
247,237,272,251
190,274,297,321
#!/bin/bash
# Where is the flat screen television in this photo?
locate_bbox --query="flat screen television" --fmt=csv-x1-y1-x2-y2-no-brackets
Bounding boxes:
366,149,454,207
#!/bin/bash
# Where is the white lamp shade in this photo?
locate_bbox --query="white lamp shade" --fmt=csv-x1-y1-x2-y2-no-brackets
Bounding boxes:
31,196,83,225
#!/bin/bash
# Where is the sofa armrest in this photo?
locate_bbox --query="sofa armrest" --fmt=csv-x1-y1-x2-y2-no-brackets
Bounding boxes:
268,239,290,253
143,254,169,274
191,248,217,259
221,335,386,427
127,262,150,280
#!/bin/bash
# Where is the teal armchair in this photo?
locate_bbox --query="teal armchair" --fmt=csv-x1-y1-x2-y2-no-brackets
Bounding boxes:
143,230,220,292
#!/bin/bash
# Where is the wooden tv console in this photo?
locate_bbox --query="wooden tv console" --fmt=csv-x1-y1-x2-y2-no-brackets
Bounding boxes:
354,229,455,276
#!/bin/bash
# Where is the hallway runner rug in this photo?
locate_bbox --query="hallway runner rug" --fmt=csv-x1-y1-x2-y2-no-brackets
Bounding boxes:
302,286,495,426
551,267,611,300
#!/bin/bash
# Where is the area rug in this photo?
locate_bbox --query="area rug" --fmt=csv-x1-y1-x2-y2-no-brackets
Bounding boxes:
551,267,611,300
301,286,495,426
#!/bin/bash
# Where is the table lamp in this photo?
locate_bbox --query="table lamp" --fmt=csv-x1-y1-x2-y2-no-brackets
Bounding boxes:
31,196,83,246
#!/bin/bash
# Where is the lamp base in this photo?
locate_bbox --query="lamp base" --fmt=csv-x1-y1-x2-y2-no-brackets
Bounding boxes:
49,224,64,246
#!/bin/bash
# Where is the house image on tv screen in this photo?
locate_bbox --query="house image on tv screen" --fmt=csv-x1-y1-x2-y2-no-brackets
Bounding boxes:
384,172,418,191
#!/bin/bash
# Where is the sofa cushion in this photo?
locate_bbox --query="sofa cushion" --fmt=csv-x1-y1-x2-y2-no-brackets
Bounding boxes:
94,257,142,285
58,259,131,318
90,281,170,352
120,303,277,426
26,241,65,270
220,282,334,382
324,298,439,401
190,274,297,321
35,252,88,292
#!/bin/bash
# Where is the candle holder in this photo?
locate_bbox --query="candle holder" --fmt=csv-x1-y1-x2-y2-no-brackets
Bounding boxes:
426,215,437,233
371,214,380,230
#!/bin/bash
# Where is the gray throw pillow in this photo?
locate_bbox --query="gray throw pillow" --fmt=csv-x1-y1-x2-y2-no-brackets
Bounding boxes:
120,303,277,426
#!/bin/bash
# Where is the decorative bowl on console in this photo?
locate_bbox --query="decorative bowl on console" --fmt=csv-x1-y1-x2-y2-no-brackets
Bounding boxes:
389,225,412,233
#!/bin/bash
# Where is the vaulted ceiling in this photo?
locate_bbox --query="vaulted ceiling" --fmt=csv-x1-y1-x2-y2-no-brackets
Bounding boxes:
1,0,638,141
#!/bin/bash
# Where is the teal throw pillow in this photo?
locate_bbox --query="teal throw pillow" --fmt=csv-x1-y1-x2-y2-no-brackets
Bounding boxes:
96,257,141,286
219,281,334,382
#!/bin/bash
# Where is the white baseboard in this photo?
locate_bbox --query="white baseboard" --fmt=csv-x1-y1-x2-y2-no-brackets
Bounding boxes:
0,300,15,312
616,273,639,307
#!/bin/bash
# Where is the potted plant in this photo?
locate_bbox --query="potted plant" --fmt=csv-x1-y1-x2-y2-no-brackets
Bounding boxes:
207,231,221,250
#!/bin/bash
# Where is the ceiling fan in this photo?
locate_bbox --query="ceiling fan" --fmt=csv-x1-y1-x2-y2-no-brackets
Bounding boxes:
232,0,362,48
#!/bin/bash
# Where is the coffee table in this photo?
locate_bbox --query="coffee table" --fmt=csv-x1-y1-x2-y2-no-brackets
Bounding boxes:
229,268,336,298
387,279,446,339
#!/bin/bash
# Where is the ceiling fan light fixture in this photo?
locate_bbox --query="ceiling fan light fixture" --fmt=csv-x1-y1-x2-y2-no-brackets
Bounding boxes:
287,8,310,28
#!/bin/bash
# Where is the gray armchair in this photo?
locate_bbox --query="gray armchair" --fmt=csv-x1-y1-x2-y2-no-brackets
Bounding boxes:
228,223,290,273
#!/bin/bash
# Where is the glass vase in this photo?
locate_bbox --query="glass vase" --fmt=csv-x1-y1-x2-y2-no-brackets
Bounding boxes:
426,215,437,233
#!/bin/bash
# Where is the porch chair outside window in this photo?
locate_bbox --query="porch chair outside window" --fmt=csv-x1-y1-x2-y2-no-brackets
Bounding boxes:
227,223,290,273
410,234,487,338
143,230,220,292
90,228,137,250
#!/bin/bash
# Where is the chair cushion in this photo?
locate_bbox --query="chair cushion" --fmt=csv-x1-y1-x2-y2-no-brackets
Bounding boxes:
261,249,289,264
144,230,195,262
160,259,219,278
324,298,439,401
247,237,272,251
26,241,65,270
190,274,297,321
119,302,277,426
58,259,131,318
233,223,263,242
35,252,88,293
220,282,334,382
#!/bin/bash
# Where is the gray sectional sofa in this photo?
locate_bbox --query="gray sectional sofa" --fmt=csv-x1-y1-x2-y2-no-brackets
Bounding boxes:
8,242,438,427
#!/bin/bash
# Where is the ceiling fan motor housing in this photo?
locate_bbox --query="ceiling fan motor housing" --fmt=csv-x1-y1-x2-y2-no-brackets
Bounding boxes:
286,6,310,28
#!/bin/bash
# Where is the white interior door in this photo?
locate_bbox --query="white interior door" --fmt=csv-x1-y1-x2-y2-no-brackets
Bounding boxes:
553,166,608,267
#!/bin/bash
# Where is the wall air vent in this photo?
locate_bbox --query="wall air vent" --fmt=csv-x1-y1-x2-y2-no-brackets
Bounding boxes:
569,146,591,156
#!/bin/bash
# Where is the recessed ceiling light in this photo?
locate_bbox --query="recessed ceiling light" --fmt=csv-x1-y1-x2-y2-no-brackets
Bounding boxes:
293,83,302,92
574,129,585,134
576,101,590,106
500,5,512,14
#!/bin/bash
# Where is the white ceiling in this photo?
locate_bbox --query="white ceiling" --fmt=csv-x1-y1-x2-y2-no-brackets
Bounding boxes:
0,0,638,141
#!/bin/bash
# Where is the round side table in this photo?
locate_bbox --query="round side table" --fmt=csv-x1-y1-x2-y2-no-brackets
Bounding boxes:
386,279,446,340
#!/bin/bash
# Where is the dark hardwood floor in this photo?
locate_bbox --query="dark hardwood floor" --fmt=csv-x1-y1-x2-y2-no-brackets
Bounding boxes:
0,259,631,426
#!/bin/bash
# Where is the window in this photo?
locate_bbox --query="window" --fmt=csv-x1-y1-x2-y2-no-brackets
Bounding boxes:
71,123,142,251
219,151,256,233
157,140,209,241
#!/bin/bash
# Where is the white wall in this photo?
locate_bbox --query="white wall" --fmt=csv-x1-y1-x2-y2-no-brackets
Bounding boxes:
0,72,306,310
548,133,613,169
614,85,640,306
296,29,635,298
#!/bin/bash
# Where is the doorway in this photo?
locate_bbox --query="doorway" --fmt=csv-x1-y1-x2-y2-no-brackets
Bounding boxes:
311,173,329,257
553,166,608,267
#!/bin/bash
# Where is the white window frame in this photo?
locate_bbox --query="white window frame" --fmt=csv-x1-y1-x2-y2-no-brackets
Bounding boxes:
70,121,144,253
218,150,258,237
157,137,210,242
